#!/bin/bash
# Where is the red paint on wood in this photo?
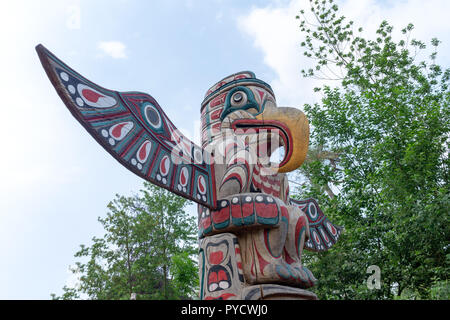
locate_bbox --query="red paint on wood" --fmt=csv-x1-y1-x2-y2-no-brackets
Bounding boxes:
209,251,223,265
255,202,278,219
82,89,103,103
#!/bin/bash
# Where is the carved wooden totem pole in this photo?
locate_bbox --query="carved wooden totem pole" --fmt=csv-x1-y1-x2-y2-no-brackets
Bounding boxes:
37,44,341,300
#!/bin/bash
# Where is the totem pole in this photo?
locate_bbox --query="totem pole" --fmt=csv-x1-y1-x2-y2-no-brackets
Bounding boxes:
37,44,341,300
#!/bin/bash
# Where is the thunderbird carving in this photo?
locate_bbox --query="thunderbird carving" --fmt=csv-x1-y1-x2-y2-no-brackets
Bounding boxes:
37,44,341,300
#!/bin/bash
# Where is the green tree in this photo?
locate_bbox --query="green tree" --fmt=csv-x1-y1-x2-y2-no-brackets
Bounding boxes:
171,251,199,299
294,0,449,299
52,182,198,300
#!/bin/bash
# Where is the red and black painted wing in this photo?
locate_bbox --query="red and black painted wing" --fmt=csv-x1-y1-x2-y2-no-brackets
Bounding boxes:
290,198,342,252
36,44,217,209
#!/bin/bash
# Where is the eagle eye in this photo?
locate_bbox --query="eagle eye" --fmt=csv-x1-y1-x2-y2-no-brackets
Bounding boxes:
230,91,247,107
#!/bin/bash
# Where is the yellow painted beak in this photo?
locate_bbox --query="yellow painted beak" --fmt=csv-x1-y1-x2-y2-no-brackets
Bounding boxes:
255,105,309,173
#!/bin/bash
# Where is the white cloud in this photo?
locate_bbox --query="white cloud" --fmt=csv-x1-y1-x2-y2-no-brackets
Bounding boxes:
237,0,324,107
238,0,450,107
98,41,127,59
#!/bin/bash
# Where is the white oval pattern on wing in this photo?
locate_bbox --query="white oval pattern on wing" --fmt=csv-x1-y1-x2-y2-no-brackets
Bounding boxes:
77,83,117,108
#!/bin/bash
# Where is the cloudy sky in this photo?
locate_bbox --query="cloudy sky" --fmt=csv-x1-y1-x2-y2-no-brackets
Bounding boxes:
0,0,449,299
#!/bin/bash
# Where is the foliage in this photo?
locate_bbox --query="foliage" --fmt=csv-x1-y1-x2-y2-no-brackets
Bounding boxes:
51,182,198,300
295,0,449,299
429,279,450,300
171,251,199,299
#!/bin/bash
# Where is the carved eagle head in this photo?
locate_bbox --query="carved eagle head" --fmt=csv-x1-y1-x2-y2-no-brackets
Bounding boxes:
201,71,309,175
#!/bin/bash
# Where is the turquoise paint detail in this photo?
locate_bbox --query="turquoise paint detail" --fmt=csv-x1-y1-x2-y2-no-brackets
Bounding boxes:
213,219,230,230
199,248,205,299
141,102,165,134
232,217,244,227
242,214,255,225
203,78,273,103
173,165,193,195
296,227,305,257
256,215,279,226
202,224,212,237
276,264,296,280
275,264,290,279
113,126,142,154
220,86,260,120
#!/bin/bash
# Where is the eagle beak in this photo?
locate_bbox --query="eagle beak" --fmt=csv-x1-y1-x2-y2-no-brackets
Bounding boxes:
255,105,309,173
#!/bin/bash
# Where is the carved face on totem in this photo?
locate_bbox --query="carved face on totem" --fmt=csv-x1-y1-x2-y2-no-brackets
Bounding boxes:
200,71,309,202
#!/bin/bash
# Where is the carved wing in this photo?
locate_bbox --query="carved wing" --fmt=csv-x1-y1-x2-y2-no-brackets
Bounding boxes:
36,44,217,209
290,198,342,252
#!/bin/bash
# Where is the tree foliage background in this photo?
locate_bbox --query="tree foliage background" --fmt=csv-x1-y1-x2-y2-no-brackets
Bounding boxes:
52,182,198,300
293,0,449,299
